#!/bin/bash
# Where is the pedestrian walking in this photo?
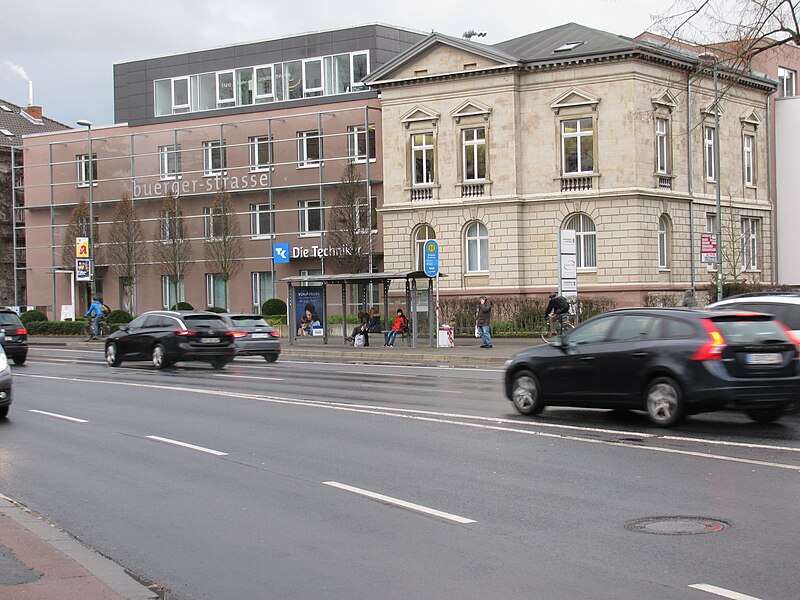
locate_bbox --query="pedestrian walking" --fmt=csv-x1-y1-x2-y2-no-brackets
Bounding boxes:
476,296,493,348
682,289,698,307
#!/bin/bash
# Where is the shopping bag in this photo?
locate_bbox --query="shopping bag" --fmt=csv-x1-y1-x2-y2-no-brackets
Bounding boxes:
354,333,365,348
474,324,481,338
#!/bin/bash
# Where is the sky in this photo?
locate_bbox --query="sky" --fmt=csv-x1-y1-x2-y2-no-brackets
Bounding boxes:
1,0,675,128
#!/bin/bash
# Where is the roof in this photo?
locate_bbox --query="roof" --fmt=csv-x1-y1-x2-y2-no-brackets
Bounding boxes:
0,98,70,147
492,22,635,63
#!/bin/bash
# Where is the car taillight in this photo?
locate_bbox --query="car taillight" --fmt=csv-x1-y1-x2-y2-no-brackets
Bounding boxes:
175,330,196,337
15,328,26,335
776,320,800,351
231,331,248,338
269,331,280,338
692,319,726,361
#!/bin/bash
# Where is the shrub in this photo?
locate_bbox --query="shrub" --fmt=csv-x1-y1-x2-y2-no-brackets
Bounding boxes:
20,309,48,324
643,292,682,308
106,309,132,324
171,302,194,311
264,314,287,325
206,306,228,313
25,320,84,335
262,298,287,316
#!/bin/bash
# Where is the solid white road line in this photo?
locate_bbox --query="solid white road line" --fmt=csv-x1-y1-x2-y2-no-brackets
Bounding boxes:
323,481,476,524
145,435,228,456
689,583,764,600
28,409,88,423
664,435,800,453
212,374,284,381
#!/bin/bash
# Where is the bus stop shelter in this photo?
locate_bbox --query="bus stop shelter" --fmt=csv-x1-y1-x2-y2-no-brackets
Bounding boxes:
282,270,446,347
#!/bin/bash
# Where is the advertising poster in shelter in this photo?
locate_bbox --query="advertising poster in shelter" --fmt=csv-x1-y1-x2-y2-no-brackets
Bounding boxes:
294,287,324,337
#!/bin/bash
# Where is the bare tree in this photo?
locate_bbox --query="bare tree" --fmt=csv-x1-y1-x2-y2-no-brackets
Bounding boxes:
203,190,243,309
653,1,800,67
106,193,146,314
151,191,191,309
327,161,372,274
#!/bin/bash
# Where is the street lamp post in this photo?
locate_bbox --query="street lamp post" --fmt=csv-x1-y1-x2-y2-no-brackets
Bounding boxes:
76,119,94,288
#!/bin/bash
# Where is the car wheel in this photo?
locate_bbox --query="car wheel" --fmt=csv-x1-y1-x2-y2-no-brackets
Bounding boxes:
746,406,785,424
510,369,544,416
152,344,168,370
211,358,228,370
0,406,8,419
12,354,26,365
264,353,278,363
645,376,684,427
105,343,122,367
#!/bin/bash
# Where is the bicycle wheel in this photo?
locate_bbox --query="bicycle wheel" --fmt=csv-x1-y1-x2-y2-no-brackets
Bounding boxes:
100,322,110,337
540,322,553,344
80,323,91,338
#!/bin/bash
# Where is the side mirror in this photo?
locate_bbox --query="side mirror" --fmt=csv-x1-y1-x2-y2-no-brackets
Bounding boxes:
550,334,564,347
118,325,129,332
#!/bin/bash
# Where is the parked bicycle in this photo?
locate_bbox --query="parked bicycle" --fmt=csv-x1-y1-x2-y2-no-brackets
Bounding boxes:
540,313,575,344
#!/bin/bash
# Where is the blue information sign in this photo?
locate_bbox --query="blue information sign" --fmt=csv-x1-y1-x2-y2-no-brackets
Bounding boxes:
423,239,439,277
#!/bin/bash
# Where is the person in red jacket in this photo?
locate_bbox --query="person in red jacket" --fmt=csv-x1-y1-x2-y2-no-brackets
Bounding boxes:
384,309,409,347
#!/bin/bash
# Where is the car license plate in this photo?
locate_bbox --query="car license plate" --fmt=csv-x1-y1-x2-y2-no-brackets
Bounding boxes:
745,353,782,365
250,333,270,339
201,337,220,344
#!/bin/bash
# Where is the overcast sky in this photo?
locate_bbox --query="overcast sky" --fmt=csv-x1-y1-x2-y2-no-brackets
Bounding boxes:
1,0,674,128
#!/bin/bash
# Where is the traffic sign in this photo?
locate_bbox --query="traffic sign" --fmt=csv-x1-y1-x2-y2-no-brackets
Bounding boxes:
423,239,439,277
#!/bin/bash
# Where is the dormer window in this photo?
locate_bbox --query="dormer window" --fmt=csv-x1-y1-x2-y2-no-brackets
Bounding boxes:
554,41,585,53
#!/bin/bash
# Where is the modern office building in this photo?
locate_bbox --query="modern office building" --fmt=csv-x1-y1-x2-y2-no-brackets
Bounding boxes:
22,24,425,318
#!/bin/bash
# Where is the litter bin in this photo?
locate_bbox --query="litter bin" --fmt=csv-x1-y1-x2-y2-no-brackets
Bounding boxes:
437,325,454,348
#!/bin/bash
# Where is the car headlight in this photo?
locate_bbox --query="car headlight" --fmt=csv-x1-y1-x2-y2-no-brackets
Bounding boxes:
0,352,7,371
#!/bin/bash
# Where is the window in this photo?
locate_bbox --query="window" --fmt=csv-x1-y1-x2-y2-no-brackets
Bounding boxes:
412,132,435,184
462,127,486,181
249,136,272,171
704,126,716,182
192,72,217,111
465,221,489,273
303,59,323,97
298,130,321,167
299,199,323,234
252,272,274,313
159,145,180,180
172,77,190,113
254,65,274,103
204,206,223,240
348,125,376,162
77,153,97,187
355,196,378,232
743,134,755,186
203,140,226,175
206,273,227,309
161,275,184,309
324,54,351,94
236,67,254,106
561,118,593,174
413,225,435,271
250,203,272,237
159,210,184,241
706,213,718,271
284,61,303,100
565,213,596,269
658,214,670,269
155,79,172,116
778,67,796,97
655,118,669,174
741,218,759,270
351,52,369,89
217,71,235,106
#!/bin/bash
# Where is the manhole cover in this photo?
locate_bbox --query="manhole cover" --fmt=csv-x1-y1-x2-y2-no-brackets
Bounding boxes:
624,516,729,535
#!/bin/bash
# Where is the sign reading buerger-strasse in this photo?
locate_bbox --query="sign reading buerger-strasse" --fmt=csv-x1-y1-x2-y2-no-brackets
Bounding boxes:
423,240,439,278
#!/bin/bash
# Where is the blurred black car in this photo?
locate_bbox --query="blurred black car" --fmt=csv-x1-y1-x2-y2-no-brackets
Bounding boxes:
504,308,800,426
219,313,281,362
0,308,28,365
0,335,12,419
105,310,236,369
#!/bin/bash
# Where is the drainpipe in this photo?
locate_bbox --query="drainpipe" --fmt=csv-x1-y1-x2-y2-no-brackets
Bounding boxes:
687,71,695,290
766,97,775,285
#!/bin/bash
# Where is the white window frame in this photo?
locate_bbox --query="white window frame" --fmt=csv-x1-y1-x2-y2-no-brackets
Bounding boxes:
254,65,274,103
412,132,435,185
743,133,755,187
706,213,718,271
159,209,183,242
741,217,759,270
206,273,226,309
303,59,323,97
348,125,376,162
462,127,486,181
161,275,185,309
655,118,669,174
565,213,597,269
778,66,796,97
704,126,716,182
355,196,378,233
216,70,235,106
172,77,190,113
413,225,435,271
299,199,323,235
203,140,226,176
350,51,369,90
561,118,594,174
250,203,272,238
159,145,180,180
252,272,274,313
465,221,489,273
77,153,97,187
249,135,272,172
204,206,222,240
658,214,670,269
298,130,321,167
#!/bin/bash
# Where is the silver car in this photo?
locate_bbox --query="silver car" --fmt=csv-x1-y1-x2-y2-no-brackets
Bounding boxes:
220,314,281,362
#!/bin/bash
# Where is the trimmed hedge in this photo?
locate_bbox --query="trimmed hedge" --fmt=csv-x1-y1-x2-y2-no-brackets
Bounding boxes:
264,314,287,325
171,302,194,310
107,310,132,324
20,309,48,324
262,298,287,316
205,306,228,313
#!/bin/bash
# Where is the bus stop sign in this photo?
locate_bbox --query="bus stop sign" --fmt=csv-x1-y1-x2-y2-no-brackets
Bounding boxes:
423,240,439,278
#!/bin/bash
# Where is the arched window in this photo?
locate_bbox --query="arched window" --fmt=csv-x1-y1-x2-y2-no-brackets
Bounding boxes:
465,221,489,272
564,213,596,269
413,224,436,271
658,214,671,269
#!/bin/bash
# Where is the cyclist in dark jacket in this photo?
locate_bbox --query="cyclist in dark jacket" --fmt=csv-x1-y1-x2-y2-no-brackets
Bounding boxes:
545,292,570,335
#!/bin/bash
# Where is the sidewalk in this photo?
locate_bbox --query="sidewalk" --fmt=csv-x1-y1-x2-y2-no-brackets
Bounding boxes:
4,334,541,598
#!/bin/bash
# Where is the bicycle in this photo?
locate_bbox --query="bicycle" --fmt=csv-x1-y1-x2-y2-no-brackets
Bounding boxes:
540,312,575,344
81,318,110,340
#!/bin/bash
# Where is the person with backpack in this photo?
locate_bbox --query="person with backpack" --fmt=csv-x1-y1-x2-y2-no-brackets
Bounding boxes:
384,308,409,347
545,292,570,336
84,296,106,341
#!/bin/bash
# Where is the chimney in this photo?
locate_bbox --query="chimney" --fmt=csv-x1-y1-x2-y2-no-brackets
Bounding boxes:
23,105,42,120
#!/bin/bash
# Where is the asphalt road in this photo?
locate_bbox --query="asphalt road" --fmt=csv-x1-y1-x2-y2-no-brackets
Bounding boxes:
2,346,800,600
